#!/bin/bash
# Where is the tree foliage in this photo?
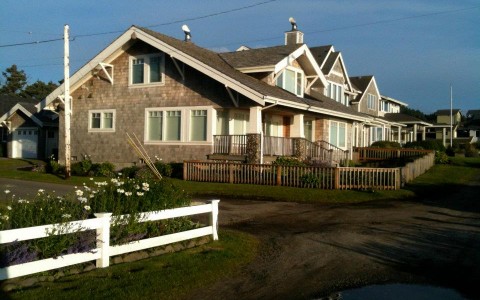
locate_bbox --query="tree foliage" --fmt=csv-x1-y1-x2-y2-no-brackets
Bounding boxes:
0,64,58,100
400,106,435,122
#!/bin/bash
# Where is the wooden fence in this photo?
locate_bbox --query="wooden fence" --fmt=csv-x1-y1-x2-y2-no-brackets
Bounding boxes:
184,161,400,190
401,151,435,183
355,147,433,161
0,201,219,280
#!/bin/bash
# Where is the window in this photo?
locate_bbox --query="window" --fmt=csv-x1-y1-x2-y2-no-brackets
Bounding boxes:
216,111,229,135
276,67,304,97
370,127,383,143
304,119,313,141
130,54,164,85
367,94,377,110
190,110,207,141
89,110,115,132
330,121,346,149
327,82,345,104
145,106,212,143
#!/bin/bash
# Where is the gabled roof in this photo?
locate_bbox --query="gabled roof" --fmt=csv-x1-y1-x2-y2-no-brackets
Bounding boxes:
381,95,408,107
384,113,432,126
220,44,303,70
309,45,334,69
0,95,46,126
321,51,340,74
38,26,366,122
349,76,374,93
436,109,461,116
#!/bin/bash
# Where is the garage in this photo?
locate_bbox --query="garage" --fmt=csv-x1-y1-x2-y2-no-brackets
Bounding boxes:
12,128,38,158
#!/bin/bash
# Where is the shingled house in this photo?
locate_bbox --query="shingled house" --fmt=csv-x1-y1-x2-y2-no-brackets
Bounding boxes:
38,23,421,167
0,95,58,159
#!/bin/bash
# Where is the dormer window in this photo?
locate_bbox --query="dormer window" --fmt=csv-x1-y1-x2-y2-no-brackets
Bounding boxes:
326,82,346,105
129,53,165,86
367,94,377,110
276,68,304,97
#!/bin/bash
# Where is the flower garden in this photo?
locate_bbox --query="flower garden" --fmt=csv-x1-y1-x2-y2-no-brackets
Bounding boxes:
0,174,197,269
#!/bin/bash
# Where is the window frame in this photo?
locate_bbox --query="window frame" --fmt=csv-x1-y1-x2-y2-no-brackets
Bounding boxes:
88,109,116,132
327,82,345,105
129,53,165,87
367,94,377,110
276,67,304,97
329,120,347,149
144,106,213,145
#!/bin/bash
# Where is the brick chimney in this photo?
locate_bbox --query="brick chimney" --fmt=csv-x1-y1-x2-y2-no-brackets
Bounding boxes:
285,17,304,45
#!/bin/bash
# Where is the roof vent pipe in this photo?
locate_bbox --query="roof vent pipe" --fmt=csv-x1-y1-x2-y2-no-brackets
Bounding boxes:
182,24,191,42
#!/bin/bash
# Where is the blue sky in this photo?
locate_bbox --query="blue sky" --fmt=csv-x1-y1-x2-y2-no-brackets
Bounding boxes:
0,0,478,114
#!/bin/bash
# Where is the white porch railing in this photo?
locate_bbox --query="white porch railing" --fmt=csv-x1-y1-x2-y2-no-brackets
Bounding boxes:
0,200,220,280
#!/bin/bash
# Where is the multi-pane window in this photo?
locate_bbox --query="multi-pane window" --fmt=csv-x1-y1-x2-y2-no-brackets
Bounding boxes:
276,68,304,97
304,119,313,141
190,110,207,141
367,94,377,110
370,127,383,143
89,110,115,132
330,121,346,149
130,54,164,85
327,82,345,104
146,107,211,143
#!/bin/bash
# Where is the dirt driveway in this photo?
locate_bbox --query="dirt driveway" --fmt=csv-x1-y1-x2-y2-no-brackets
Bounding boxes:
192,195,480,299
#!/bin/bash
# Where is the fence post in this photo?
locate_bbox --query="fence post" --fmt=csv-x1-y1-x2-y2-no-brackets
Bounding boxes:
276,165,282,186
94,213,112,268
229,163,234,184
183,161,187,180
209,200,220,240
334,167,340,189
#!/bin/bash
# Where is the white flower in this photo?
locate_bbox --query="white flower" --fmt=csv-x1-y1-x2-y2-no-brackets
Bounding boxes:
1,215,9,221
75,190,84,196
18,199,27,204
4,190,10,194
125,192,132,197
7,206,12,210
118,172,122,176
142,182,149,188
117,189,125,194
62,214,71,218
89,194,94,198
84,186,91,191
134,185,140,190
78,197,88,203
84,205,91,211
142,187,149,191
38,189,45,193
111,178,118,184
137,192,144,196
89,177,94,181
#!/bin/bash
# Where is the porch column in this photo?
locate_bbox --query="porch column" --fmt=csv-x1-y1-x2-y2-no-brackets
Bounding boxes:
442,128,446,147
397,126,402,144
413,124,418,142
291,114,304,138
248,106,262,134
421,126,426,141
247,106,262,163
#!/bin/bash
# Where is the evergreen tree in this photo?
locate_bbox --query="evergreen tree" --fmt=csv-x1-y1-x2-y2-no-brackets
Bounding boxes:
22,80,58,100
0,64,27,96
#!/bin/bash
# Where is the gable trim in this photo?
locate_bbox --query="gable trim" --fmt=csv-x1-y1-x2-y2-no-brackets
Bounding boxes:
0,103,43,127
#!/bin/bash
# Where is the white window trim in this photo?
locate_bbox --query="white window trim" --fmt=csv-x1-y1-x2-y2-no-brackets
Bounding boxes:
327,82,346,105
329,120,347,150
367,94,377,110
88,109,116,132
144,106,213,145
128,53,165,87
276,66,304,97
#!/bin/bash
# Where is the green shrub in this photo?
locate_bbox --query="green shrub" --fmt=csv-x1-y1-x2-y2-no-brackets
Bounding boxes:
272,156,306,167
71,155,93,176
370,141,401,148
404,140,446,152
446,146,455,157
120,165,141,178
154,161,173,177
45,155,65,174
464,143,479,157
300,173,319,187
435,151,450,164
91,162,115,177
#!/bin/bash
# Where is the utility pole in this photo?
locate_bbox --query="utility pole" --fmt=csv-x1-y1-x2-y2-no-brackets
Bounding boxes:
450,85,453,148
64,25,71,179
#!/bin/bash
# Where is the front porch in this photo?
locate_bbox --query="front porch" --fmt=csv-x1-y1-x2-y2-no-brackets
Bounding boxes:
208,134,349,166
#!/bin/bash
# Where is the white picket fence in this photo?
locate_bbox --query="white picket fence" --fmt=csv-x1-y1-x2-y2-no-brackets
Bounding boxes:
0,200,220,280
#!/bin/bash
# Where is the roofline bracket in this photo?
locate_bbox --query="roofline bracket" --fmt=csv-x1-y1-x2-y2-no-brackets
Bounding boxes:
170,56,185,81
95,63,114,85
225,86,239,108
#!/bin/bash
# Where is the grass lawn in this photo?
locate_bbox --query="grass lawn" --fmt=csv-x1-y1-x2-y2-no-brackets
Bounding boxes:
6,229,258,300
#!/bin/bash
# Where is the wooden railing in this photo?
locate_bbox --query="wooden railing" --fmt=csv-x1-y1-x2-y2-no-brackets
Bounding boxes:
263,136,294,156
184,161,400,190
355,147,433,162
401,152,435,183
212,135,247,155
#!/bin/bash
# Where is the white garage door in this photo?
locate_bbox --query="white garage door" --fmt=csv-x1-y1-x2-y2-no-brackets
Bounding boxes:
13,128,38,158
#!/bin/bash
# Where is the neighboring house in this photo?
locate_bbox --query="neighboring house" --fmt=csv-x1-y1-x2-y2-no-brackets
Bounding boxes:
0,95,59,159
426,109,462,145
459,109,480,143
38,23,419,167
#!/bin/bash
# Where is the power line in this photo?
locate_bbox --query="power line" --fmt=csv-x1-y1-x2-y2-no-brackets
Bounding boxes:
0,0,279,48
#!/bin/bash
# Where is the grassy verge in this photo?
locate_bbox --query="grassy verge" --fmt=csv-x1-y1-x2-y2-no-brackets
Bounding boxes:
6,229,258,300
